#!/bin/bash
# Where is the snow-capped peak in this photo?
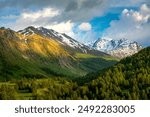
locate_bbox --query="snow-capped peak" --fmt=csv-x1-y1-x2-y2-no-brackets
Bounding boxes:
18,26,93,53
92,37,142,58
18,26,36,36
36,27,86,49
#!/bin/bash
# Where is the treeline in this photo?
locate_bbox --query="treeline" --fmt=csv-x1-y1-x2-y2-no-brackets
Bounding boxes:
0,47,150,100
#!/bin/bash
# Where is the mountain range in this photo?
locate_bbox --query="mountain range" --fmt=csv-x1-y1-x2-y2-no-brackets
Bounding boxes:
88,37,142,58
0,26,117,81
18,26,143,59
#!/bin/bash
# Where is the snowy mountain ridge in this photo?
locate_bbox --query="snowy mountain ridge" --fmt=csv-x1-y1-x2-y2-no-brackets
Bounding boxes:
18,26,108,56
92,37,142,58
18,26,89,51
18,27,142,58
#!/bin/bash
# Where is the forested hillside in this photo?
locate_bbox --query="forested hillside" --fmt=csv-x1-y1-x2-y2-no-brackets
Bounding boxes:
0,47,149,100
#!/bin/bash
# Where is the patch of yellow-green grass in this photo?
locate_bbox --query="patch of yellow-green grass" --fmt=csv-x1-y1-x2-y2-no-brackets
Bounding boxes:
101,56,120,61
36,88,49,95
75,53,100,59
76,53,120,61
0,82,16,86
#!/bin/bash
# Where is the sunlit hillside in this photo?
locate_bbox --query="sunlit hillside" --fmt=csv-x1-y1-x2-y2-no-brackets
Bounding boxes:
0,27,117,81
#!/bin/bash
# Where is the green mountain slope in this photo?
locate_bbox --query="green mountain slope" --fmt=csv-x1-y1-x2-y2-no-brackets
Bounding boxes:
0,27,117,81
78,47,150,99
0,47,149,100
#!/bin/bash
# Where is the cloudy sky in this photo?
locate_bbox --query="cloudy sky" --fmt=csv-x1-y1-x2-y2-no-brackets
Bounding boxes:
0,0,150,46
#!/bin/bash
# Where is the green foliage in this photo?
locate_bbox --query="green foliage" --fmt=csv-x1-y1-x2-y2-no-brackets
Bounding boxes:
0,84,18,99
0,47,149,100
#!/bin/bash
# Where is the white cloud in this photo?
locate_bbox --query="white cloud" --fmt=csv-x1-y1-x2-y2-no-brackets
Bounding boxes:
104,4,150,46
78,22,92,31
8,8,60,30
22,8,59,20
45,20,75,37
140,3,150,13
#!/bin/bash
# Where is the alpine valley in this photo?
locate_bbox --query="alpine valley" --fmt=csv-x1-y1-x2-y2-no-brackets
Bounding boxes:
0,26,149,100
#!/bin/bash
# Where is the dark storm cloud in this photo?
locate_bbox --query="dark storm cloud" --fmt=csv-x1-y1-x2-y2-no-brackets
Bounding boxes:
81,0,103,9
0,0,104,10
65,1,78,12
54,0,108,22
0,0,107,22
0,0,64,9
